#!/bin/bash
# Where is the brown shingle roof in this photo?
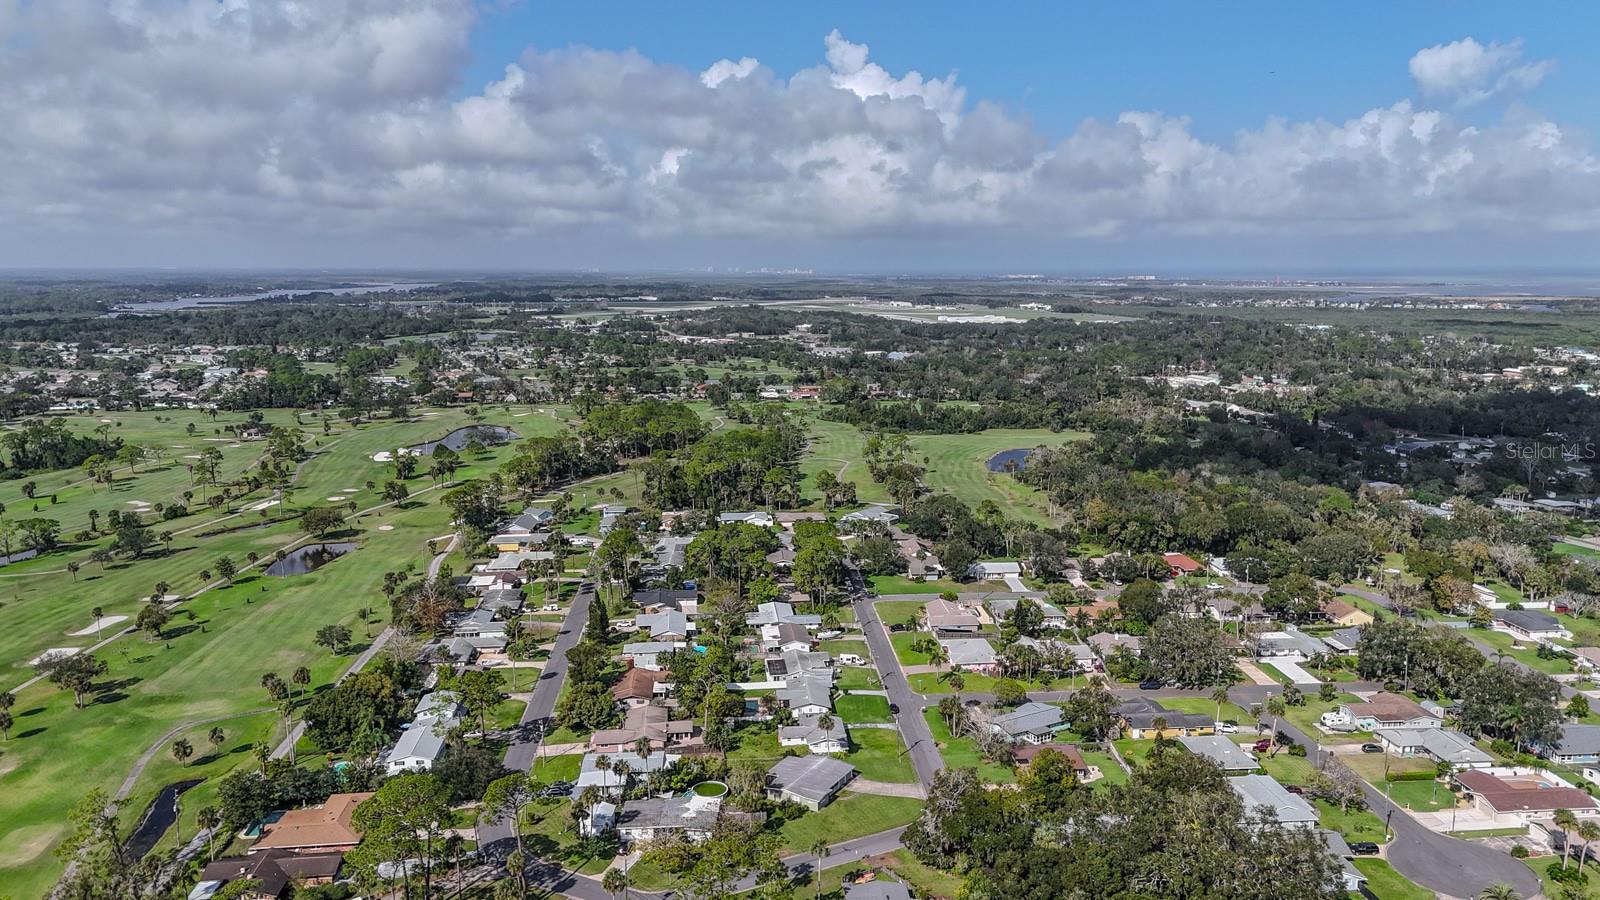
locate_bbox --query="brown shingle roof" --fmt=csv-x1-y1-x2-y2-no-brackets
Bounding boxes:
1458,770,1600,813
611,667,668,701
251,792,372,852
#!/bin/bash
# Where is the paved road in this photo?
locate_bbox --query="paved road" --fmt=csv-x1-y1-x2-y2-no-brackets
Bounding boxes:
1229,683,1543,899
855,593,942,787
477,579,597,850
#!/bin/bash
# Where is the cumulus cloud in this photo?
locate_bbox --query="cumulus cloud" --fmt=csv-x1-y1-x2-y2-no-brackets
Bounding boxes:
0,4,1596,266
1409,37,1552,106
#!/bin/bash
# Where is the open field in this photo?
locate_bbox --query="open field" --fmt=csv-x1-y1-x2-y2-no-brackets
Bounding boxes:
799,417,1088,525
0,406,545,894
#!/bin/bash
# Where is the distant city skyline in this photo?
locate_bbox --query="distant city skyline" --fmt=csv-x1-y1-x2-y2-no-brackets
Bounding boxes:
3,2,1599,271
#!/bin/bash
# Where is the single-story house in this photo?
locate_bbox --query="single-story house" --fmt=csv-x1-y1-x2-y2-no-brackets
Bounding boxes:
778,714,849,755
505,507,555,534
764,648,833,681
649,536,693,570
636,610,694,641
987,597,1068,629
923,598,981,632
490,530,552,552
987,701,1068,744
1321,692,1442,732
761,621,814,653
478,587,525,614
621,641,687,671
747,601,822,628
1323,627,1362,655
1116,697,1214,739
938,638,1000,674
1228,774,1319,830
191,849,344,900
844,881,913,900
590,704,697,753
452,607,506,639
1571,647,1600,672
1163,552,1204,577
968,560,1022,581
1255,626,1330,660
575,751,679,794
839,504,899,527
615,791,725,844
250,792,373,854
1373,728,1493,768
1321,598,1373,627
611,667,671,706
1546,724,1600,765
765,755,857,810
413,691,464,723
1088,632,1144,659
1457,768,1600,823
632,588,698,612
776,674,834,717
1491,609,1572,642
581,800,616,838
1179,736,1260,773
1321,831,1369,895
718,510,775,528
1014,743,1090,778
482,550,554,573
384,721,450,775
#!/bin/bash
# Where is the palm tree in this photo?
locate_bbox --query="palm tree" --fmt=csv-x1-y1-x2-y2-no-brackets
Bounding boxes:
1477,885,1521,900
939,666,966,697
1580,821,1600,875
89,606,104,640
291,666,311,699
195,806,222,861
1209,685,1230,724
208,726,226,757
171,738,194,766
602,867,630,900
1555,808,1579,870
1264,697,1287,753
810,837,830,900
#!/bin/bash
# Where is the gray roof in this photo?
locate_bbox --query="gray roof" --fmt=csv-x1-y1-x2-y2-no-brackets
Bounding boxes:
388,721,448,764
413,691,463,722
766,755,856,804
632,588,697,608
843,882,912,900
1494,608,1562,632
1178,736,1259,771
479,587,525,610
1324,627,1362,651
987,598,1065,620
1374,728,1492,766
989,701,1065,740
1228,774,1319,826
576,751,679,790
616,793,720,833
1087,633,1144,655
778,714,847,748
940,638,997,667
637,610,691,638
1556,724,1600,756
1256,627,1330,656
747,601,822,627
776,674,833,711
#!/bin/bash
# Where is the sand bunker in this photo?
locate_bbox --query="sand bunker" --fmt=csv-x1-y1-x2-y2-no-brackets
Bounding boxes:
378,524,395,531
29,647,81,666
68,615,128,636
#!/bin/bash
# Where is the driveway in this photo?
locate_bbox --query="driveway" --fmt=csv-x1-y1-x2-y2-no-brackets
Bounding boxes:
1231,684,1542,899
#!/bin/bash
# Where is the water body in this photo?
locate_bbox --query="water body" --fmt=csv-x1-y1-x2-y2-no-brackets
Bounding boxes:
405,425,519,456
265,542,359,576
986,448,1033,472
113,281,441,312
125,778,203,860
0,548,39,568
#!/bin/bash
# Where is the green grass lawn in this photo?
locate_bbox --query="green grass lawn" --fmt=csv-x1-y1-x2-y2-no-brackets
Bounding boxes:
776,795,924,853
869,575,964,595
1155,696,1256,726
530,752,583,787
0,407,549,894
1083,751,1128,786
922,709,1014,784
835,667,882,691
836,694,892,724
1316,800,1387,843
821,639,869,659
1281,694,1370,745
520,798,614,875
1256,751,1319,786
1470,627,1574,674
1353,858,1434,900
888,631,932,665
836,727,917,783
874,601,926,629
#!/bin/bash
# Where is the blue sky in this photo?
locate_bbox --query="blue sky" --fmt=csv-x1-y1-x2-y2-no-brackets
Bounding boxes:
2,1,1600,271
465,2,1600,143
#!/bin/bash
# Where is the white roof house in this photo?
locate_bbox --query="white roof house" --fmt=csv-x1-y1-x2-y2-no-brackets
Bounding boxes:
968,560,1022,580
1228,774,1319,829
939,638,999,669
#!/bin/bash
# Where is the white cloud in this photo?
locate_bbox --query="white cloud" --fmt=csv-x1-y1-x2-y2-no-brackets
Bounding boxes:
1409,37,1552,106
0,7,1596,266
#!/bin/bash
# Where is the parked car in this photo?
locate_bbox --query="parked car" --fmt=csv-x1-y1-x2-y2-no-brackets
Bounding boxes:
614,619,634,630
1252,739,1272,753
1138,679,1165,690
889,703,900,715
1214,721,1239,734
541,603,560,612
1360,743,1384,754
1348,842,1380,855
1285,785,1305,795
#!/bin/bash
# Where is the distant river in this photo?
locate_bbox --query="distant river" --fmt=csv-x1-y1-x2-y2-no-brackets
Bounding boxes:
112,281,440,312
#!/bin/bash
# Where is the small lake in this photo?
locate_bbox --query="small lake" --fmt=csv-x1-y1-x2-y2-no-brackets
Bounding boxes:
125,778,202,860
0,548,39,568
405,425,519,456
265,542,359,576
986,448,1034,472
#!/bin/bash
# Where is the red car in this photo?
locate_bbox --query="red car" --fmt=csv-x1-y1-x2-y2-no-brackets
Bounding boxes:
1252,739,1272,753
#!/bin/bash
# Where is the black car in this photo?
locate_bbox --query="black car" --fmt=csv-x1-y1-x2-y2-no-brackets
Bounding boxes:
1348,842,1380,855
1360,743,1383,754
1138,679,1165,690
888,703,900,715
